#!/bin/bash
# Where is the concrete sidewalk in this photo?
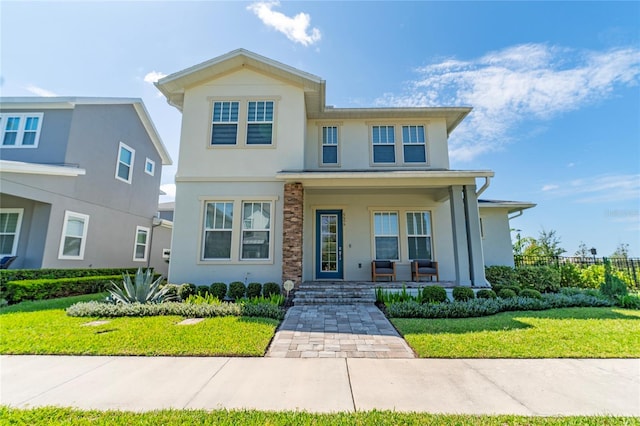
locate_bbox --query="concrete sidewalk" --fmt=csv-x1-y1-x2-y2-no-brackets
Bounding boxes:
1,355,639,415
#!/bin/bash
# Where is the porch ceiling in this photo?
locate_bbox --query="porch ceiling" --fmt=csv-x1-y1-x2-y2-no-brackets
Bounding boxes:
275,169,494,189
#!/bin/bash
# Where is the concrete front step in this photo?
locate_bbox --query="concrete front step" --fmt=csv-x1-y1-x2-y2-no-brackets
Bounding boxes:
293,281,377,305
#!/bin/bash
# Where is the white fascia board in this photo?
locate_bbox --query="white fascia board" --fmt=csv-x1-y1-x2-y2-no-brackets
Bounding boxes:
0,160,86,176
131,102,172,165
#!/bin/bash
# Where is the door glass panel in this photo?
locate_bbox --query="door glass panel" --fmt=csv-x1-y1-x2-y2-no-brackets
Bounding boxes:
320,214,338,272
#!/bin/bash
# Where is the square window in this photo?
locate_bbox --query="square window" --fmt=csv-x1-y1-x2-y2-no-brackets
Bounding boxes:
145,158,155,176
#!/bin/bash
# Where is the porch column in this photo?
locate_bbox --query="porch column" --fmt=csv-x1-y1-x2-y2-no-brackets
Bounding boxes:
463,184,489,287
282,182,304,288
449,185,471,286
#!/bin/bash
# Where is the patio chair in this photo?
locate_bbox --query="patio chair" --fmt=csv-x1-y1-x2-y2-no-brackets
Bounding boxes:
0,256,17,270
411,259,439,282
371,260,396,282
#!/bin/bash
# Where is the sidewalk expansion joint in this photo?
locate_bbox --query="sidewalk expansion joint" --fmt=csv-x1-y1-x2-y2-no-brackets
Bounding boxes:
345,358,357,412
182,358,231,409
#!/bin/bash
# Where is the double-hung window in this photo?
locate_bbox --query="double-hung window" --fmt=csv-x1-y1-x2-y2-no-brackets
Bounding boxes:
402,125,427,163
133,226,150,261
373,212,399,260
406,212,432,260
0,208,23,256
246,101,273,145
202,202,233,259
0,113,43,147
321,126,339,165
211,101,239,145
116,142,135,183
372,125,395,164
241,202,271,259
58,211,89,260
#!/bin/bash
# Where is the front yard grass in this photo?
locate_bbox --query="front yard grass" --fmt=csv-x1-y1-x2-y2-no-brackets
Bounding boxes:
392,307,640,358
2,406,637,426
0,294,279,357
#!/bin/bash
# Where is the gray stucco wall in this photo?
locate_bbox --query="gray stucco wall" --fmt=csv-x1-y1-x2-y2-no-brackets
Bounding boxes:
0,109,72,165
479,208,515,267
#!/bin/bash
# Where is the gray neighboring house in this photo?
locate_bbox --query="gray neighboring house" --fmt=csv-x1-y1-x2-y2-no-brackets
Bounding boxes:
0,97,173,275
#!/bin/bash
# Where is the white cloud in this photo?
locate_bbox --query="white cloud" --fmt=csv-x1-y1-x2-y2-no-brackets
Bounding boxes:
25,85,57,97
377,44,640,162
144,71,167,84
541,173,640,203
247,1,321,46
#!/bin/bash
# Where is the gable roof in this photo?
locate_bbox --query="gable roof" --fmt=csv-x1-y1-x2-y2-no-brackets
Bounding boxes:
156,49,471,135
0,97,172,165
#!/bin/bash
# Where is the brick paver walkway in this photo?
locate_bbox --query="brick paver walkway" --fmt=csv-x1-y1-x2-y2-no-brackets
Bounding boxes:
266,304,415,358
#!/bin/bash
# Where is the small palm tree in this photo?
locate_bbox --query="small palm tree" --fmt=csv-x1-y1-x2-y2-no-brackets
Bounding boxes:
109,268,174,304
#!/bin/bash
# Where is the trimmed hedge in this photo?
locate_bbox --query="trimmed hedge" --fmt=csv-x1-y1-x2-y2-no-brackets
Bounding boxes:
0,268,142,283
519,289,543,299
210,282,227,300
476,289,497,299
247,282,262,298
497,289,517,299
2,275,120,304
421,286,447,303
263,282,281,298
452,287,475,302
66,300,285,320
386,293,614,319
228,281,246,299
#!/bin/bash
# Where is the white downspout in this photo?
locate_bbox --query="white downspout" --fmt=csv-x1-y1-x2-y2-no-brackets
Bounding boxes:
476,176,491,197
509,209,524,220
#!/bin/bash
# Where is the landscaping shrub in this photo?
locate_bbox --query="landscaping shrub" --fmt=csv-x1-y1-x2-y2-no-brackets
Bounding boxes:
196,285,210,297
501,285,521,295
618,294,640,309
177,283,196,300
246,282,262,298
162,284,181,300
184,293,222,305
519,289,543,299
515,266,561,293
476,289,497,299
2,275,119,304
559,262,584,288
209,282,228,300
452,287,475,302
421,286,447,304
600,259,628,299
0,268,142,283
109,269,174,304
385,293,613,319
497,289,517,299
228,281,246,299
66,300,285,320
485,265,517,288
580,265,605,289
263,282,281,298
376,286,418,304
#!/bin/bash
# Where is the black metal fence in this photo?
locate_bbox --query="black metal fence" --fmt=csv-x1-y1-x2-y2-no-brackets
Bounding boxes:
514,255,640,288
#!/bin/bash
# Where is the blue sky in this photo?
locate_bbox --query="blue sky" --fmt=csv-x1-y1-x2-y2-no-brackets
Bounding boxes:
2,1,639,257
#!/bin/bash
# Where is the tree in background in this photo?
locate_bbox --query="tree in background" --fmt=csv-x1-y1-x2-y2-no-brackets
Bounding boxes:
575,242,591,259
515,229,566,257
611,243,630,259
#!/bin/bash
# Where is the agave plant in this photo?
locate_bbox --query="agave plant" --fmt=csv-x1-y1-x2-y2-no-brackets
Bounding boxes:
109,268,174,304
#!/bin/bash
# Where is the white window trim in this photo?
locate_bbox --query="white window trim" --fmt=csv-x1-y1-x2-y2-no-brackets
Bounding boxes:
406,211,433,260
144,158,155,176
372,211,400,261
0,208,24,256
197,196,278,265
320,125,341,166
369,207,436,263
115,142,135,184
207,97,279,150
58,211,90,260
133,226,150,262
0,113,44,148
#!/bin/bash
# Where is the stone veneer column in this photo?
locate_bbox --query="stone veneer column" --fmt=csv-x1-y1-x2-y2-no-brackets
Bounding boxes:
282,182,304,287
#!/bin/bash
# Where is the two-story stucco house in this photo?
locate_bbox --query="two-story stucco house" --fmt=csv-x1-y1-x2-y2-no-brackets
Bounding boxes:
0,97,173,275
156,49,534,287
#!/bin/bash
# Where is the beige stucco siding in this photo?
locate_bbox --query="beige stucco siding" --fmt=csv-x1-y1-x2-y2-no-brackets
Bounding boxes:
177,69,306,179
303,189,455,282
480,207,515,267
305,119,451,170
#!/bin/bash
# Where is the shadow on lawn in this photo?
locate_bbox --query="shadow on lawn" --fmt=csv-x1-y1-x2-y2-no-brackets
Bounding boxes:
394,307,640,335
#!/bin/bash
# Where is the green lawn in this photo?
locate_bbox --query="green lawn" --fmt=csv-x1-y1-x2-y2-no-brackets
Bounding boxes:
2,407,637,426
392,307,640,358
0,294,279,356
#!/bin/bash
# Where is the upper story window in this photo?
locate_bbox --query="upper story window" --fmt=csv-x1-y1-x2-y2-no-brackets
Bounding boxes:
0,208,23,257
211,101,239,145
402,125,427,163
115,142,135,184
145,158,155,176
0,113,43,148
322,126,339,165
372,125,395,164
246,101,274,145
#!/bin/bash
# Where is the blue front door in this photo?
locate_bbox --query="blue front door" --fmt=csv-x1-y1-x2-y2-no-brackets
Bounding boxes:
316,210,343,279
